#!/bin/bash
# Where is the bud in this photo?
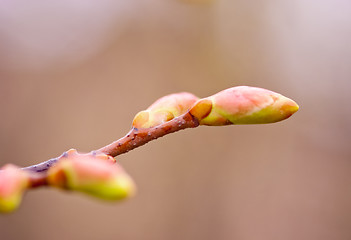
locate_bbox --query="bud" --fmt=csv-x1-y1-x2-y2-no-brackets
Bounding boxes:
133,92,198,128
47,150,135,201
0,165,29,213
190,86,299,125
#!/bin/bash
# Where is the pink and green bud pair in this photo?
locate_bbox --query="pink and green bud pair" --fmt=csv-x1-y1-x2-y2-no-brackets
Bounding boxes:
48,149,136,201
133,92,198,128
0,165,29,213
133,86,298,128
190,86,299,125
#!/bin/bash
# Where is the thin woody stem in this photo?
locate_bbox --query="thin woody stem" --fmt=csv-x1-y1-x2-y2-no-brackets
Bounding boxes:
22,112,199,181
97,112,199,157
22,156,62,173
28,173,48,188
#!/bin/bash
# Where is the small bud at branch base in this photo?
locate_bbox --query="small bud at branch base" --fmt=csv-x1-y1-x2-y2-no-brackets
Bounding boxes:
0,165,29,213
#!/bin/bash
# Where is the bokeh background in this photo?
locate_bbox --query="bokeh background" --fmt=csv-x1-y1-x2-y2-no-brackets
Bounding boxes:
0,0,350,239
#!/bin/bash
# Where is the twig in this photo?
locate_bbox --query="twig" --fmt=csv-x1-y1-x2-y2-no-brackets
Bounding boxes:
21,111,199,188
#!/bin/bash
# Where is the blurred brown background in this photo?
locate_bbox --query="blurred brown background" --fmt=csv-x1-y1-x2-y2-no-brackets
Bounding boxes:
0,0,350,239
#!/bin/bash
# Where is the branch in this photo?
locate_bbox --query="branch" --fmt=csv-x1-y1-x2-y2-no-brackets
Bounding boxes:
22,112,199,174
0,86,299,213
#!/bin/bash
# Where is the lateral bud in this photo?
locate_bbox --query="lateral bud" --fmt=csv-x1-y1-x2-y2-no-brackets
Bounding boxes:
47,152,135,201
133,92,198,128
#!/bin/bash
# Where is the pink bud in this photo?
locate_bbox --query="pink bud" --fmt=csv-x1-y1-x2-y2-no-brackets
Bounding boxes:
48,150,135,201
190,86,299,125
133,92,198,128
0,165,29,213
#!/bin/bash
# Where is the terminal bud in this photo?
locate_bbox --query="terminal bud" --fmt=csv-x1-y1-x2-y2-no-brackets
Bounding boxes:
190,86,299,125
